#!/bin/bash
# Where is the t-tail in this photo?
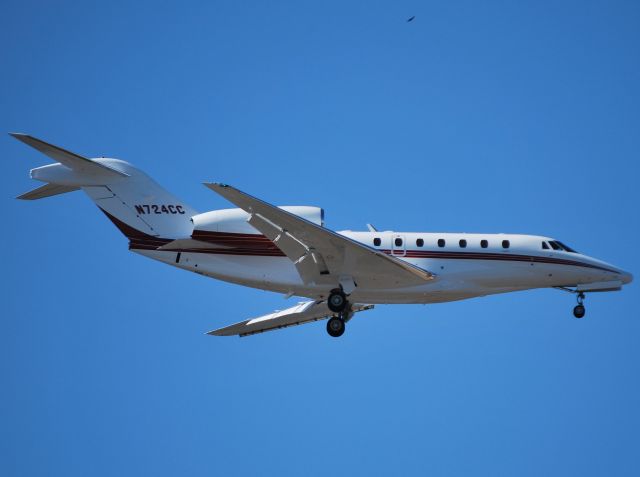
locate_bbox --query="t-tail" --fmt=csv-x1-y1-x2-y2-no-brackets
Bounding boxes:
12,133,198,244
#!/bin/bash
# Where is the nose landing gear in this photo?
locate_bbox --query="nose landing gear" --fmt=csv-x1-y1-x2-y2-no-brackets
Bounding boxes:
573,292,586,318
553,287,589,319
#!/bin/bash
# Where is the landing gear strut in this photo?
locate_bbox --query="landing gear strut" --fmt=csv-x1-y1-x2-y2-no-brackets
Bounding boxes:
573,292,586,319
326,287,352,337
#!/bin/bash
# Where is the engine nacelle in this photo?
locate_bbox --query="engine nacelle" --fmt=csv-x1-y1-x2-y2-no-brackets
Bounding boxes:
191,206,324,235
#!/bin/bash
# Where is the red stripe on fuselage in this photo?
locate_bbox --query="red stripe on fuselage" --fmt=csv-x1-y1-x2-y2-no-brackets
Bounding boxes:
107,221,617,275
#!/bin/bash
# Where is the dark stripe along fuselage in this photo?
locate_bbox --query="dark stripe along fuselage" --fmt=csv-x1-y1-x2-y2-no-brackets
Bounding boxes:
98,208,618,275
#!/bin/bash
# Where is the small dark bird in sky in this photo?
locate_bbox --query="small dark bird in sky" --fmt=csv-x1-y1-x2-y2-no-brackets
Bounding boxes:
407,16,416,22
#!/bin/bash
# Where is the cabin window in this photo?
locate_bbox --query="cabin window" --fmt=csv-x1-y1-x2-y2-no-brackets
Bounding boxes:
502,240,510,249
394,237,403,247
416,238,424,247
542,241,549,250
480,240,488,248
373,238,381,247
459,239,467,248
438,239,446,248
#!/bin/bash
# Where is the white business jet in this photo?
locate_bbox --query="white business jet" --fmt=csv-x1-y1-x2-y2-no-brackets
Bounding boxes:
12,134,633,337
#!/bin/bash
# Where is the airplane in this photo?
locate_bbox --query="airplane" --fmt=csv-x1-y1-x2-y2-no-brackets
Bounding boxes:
11,133,633,337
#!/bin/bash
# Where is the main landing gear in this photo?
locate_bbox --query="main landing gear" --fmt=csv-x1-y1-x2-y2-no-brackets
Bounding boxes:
328,288,348,313
326,288,350,338
327,316,346,337
573,292,586,319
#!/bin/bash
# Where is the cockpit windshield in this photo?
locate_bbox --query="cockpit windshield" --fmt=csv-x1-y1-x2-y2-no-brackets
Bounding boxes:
549,240,578,253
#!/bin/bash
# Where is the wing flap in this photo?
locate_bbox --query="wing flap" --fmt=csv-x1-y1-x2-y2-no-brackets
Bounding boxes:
247,212,308,259
208,301,374,337
248,212,330,283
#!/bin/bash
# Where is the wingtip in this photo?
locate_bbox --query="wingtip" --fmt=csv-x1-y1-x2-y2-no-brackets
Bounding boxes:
206,318,252,337
9,132,28,139
203,182,231,192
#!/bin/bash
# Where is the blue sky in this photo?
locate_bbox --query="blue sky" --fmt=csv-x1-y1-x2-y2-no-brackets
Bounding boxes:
2,1,639,475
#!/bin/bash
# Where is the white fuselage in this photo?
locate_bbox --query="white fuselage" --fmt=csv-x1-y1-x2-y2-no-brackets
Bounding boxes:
12,135,631,335
135,230,631,304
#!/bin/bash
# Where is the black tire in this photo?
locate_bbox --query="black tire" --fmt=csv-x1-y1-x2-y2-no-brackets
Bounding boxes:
327,289,347,313
573,304,586,319
326,317,345,337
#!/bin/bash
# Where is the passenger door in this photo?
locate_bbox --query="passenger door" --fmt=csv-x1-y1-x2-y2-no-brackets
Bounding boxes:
391,235,406,257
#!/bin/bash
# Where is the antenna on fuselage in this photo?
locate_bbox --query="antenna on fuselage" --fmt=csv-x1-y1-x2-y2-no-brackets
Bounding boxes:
366,223,378,232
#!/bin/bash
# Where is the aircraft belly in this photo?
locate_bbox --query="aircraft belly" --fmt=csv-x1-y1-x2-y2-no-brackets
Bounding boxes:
403,257,609,294
344,257,575,304
133,250,304,290
408,257,597,289
132,252,613,306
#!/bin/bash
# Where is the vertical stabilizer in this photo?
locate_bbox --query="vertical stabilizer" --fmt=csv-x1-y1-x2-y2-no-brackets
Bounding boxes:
12,133,198,240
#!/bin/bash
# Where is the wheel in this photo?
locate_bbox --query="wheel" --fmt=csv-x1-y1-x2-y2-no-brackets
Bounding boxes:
573,304,586,319
326,317,345,337
327,289,347,313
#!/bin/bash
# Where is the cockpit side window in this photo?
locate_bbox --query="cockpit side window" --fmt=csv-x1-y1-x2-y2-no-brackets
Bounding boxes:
556,241,578,253
549,241,561,251
542,241,549,250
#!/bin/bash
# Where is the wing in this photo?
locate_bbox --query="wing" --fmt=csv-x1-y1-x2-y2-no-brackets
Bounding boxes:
208,301,374,337
204,183,434,292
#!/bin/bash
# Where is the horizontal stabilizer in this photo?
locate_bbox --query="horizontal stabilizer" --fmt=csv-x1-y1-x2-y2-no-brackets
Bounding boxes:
209,301,374,337
17,182,80,200
10,133,129,177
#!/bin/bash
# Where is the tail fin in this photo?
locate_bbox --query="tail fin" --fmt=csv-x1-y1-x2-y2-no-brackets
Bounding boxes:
12,133,197,239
